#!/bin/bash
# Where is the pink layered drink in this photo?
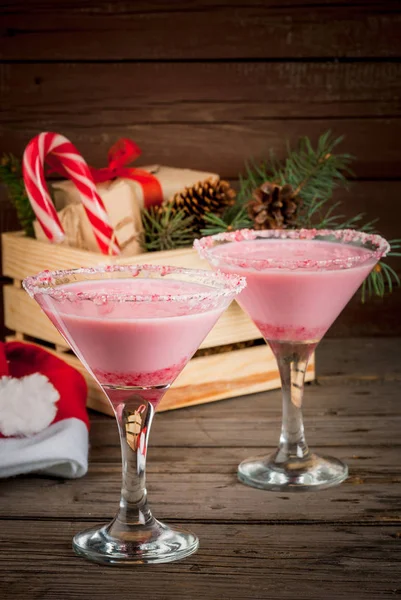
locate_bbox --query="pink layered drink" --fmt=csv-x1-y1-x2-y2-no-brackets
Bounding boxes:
36,278,225,404
195,230,389,492
211,238,377,343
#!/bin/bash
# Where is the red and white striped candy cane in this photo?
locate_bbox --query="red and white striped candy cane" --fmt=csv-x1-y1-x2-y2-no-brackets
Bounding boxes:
23,132,119,255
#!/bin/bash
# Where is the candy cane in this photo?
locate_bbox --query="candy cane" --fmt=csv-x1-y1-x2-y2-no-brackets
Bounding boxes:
23,132,119,255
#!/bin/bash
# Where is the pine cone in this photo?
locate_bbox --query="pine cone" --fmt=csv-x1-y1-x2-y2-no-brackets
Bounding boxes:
248,181,299,230
168,178,236,228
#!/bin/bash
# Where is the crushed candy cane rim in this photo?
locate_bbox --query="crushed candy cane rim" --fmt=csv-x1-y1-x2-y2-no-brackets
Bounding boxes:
194,229,390,271
22,263,246,303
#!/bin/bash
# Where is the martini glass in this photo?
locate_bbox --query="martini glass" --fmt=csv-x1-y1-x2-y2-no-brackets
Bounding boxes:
23,264,245,565
195,229,389,491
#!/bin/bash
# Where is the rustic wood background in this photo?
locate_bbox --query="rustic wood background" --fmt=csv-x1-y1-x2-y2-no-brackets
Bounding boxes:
0,1,400,336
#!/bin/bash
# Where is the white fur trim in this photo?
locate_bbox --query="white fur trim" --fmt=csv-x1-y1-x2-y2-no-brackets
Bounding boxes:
0,417,88,478
0,373,59,436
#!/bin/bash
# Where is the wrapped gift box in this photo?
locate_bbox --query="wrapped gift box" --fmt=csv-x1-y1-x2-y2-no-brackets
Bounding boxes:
52,166,219,211
41,178,144,256
47,167,219,255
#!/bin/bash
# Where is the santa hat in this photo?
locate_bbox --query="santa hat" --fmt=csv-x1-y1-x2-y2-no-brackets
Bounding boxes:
0,341,89,478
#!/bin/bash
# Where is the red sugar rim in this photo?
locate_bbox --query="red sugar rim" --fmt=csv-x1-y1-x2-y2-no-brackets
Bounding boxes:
194,228,390,271
22,263,246,303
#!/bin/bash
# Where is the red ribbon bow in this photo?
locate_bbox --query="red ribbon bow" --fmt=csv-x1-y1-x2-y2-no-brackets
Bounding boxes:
90,139,163,208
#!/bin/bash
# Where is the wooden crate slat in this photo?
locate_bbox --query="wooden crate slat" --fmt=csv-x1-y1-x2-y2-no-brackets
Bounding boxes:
4,285,65,346
1,232,202,280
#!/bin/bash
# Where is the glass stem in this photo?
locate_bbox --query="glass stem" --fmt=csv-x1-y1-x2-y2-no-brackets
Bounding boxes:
110,393,156,532
270,341,316,463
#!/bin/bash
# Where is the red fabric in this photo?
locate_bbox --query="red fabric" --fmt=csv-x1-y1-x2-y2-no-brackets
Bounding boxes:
89,138,164,208
0,343,9,377
46,137,164,208
0,341,89,431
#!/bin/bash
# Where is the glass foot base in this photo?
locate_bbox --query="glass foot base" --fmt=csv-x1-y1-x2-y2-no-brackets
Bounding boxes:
238,452,348,492
73,519,199,565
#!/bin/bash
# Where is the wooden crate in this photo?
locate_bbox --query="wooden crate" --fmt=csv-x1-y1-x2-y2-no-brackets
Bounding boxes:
2,232,315,414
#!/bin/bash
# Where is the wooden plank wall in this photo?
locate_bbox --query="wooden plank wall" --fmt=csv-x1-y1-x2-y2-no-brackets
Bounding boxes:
0,0,400,336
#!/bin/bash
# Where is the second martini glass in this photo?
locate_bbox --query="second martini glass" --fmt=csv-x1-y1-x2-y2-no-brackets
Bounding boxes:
195,229,389,491
23,264,245,565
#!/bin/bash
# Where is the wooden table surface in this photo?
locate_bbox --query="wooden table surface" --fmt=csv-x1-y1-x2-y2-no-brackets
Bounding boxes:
0,338,400,600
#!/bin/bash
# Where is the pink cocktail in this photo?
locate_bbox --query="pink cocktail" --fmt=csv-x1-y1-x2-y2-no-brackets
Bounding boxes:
38,278,227,407
23,265,245,565
196,229,389,491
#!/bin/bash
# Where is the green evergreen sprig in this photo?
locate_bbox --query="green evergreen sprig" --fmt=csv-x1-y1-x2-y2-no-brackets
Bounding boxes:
200,205,251,236
361,240,401,303
141,204,196,252
0,153,35,237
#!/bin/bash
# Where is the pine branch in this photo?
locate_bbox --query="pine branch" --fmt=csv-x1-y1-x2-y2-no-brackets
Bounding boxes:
319,212,378,232
286,133,353,228
141,204,196,252
361,239,401,303
0,154,35,237
200,205,251,236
